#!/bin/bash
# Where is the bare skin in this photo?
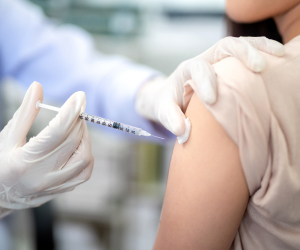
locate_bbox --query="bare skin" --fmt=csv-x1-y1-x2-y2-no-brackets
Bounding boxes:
274,3,300,43
153,1,300,249
227,0,300,43
154,95,249,250
226,0,299,23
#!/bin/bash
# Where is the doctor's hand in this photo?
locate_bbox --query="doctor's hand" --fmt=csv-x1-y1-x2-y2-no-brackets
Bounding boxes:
136,36,285,143
0,82,93,219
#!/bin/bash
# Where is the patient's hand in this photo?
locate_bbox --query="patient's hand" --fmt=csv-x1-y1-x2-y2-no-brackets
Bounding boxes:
154,94,249,250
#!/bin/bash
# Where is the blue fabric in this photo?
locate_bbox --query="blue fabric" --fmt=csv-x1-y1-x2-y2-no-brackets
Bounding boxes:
0,0,173,142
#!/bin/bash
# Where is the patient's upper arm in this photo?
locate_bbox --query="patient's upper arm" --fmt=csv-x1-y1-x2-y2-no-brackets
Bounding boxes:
154,94,249,250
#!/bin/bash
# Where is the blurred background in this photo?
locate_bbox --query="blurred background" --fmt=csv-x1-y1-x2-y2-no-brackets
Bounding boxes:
0,0,226,249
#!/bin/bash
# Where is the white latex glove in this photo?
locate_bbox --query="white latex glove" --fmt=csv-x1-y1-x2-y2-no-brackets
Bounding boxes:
136,36,285,144
0,82,94,219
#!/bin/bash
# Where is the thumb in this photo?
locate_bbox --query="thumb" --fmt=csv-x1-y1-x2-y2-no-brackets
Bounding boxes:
158,101,191,144
158,100,186,137
5,81,43,149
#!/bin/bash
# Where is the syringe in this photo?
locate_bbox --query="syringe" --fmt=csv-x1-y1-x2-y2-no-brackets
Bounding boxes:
36,101,164,139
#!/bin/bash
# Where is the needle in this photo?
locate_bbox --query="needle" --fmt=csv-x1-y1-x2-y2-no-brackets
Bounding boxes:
151,135,164,140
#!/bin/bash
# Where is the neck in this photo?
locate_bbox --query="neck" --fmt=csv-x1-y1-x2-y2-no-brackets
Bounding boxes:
274,3,300,44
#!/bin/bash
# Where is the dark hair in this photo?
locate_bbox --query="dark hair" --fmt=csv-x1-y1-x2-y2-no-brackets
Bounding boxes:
226,17,283,43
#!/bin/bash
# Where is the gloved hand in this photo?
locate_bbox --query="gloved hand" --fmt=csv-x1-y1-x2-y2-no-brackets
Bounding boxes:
0,82,94,219
136,36,285,144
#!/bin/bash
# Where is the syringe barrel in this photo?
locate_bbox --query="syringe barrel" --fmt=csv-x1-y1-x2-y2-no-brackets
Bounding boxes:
37,101,152,137
79,113,142,136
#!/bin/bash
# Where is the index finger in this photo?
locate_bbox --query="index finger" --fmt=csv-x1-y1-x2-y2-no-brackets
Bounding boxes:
198,36,285,73
22,91,86,158
240,36,285,56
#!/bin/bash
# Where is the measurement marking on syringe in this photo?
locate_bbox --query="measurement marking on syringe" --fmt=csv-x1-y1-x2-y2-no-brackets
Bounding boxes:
36,100,164,139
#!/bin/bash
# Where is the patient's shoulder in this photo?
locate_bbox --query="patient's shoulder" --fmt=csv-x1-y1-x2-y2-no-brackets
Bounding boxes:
213,57,265,96
205,57,271,195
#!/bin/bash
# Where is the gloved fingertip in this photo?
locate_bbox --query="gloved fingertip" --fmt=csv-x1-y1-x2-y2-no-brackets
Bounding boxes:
19,82,43,118
202,90,217,104
62,91,86,114
177,117,191,144
81,99,87,113
76,91,86,99
170,121,185,137
32,81,42,88
31,81,43,99
164,104,186,136
270,42,285,56
24,81,43,101
73,91,85,104
250,55,266,73
76,92,86,108
200,81,217,105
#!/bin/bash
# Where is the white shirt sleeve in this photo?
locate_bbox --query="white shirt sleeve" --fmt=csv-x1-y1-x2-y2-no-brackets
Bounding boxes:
0,0,173,141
